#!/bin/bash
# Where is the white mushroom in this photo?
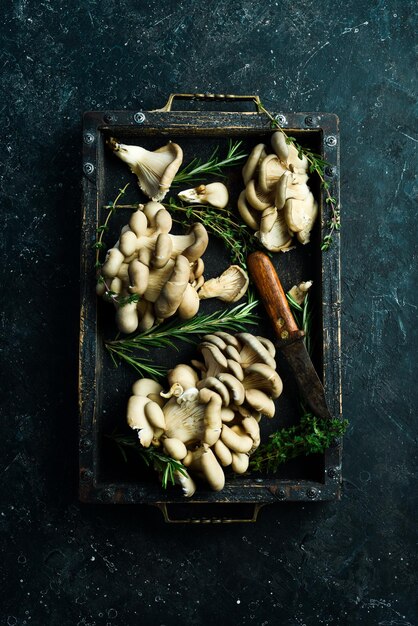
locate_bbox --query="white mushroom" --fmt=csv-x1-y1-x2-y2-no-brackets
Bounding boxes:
198,265,249,303
255,207,293,252
108,138,183,201
178,182,229,209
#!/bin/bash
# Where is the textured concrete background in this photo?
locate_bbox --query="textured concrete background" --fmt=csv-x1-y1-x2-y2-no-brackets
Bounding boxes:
1,0,417,624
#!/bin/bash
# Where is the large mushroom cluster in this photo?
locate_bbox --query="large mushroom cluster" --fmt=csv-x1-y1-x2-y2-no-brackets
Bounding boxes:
238,131,318,251
126,332,283,496
97,202,249,333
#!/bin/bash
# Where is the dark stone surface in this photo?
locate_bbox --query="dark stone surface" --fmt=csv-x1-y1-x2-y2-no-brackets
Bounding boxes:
1,1,417,624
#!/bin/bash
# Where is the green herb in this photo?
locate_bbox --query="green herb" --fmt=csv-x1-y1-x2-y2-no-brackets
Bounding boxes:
166,198,262,268
108,433,188,489
95,183,130,268
105,299,259,377
173,140,247,186
250,413,348,473
255,100,340,251
286,291,313,355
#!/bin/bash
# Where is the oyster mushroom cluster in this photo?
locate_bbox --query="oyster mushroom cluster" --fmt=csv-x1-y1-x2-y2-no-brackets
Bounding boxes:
126,332,283,496
238,131,318,250
97,202,249,333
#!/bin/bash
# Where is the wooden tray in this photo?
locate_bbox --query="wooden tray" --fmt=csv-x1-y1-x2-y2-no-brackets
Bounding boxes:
79,94,342,522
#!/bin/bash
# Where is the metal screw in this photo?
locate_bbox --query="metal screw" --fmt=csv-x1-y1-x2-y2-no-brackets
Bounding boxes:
83,132,95,145
83,162,95,176
325,165,334,177
80,468,93,482
134,111,146,124
325,135,337,147
80,438,92,452
306,487,318,499
327,467,338,479
277,488,286,500
305,115,315,126
103,113,116,124
275,114,287,126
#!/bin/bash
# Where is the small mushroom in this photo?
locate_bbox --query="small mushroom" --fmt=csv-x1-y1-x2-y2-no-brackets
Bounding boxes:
284,195,318,244
256,207,293,252
288,281,313,305
237,190,261,230
174,469,196,497
237,333,277,370
198,266,249,303
243,363,283,399
178,182,229,209
108,138,183,201
258,154,287,193
245,179,275,211
154,255,191,319
242,143,268,185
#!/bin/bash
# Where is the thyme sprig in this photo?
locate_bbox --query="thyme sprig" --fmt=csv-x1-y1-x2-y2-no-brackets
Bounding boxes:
94,183,130,269
173,140,247,186
108,433,188,489
166,198,261,268
105,300,259,377
250,413,348,473
255,100,340,251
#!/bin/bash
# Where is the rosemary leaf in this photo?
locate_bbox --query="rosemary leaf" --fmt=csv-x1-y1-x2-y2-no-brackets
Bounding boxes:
105,300,259,376
173,140,247,186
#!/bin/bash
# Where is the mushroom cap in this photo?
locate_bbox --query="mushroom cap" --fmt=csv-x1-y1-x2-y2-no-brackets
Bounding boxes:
178,182,229,209
177,284,200,320
284,195,317,234
244,389,276,418
154,254,191,319
163,437,188,460
237,189,261,230
242,143,267,185
180,223,209,262
167,364,199,391
243,363,283,399
132,378,163,398
271,131,289,162
237,333,277,370
275,171,291,209
258,154,286,193
245,179,275,211
175,469,196,497
109,139,183,202
256,207,293,252
198,265,249,303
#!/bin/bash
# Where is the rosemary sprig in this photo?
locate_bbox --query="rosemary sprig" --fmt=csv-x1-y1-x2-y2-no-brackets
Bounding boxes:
108,433,188,489
250,413,348,473
105,300,259,376
173,140,247,186
166,198,261,268
255,100,340,251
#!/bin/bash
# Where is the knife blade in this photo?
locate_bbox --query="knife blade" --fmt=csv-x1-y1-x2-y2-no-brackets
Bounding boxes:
247,251,332,421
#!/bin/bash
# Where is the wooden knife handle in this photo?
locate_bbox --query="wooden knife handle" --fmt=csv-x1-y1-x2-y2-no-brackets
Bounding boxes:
247,252,304,343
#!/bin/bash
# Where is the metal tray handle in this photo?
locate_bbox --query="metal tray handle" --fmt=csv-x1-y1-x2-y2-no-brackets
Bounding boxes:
154,93,261,113
156,502,264,524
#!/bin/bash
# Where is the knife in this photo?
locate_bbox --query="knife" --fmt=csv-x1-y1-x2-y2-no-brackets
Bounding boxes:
247,251,332,421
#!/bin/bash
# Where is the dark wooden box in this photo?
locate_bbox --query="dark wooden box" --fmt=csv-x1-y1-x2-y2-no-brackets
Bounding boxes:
79,94,342,522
